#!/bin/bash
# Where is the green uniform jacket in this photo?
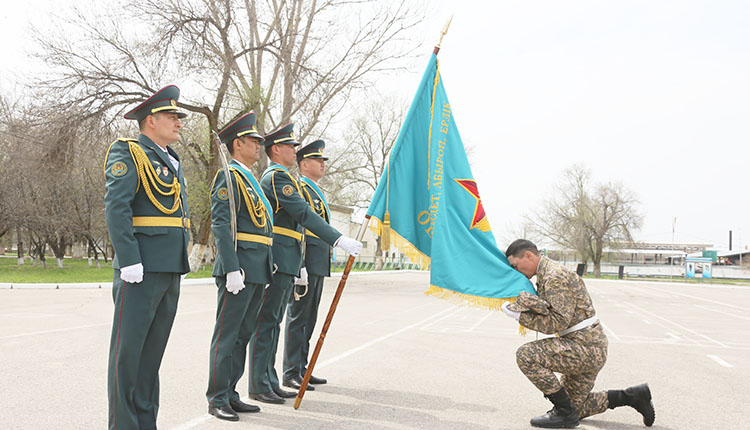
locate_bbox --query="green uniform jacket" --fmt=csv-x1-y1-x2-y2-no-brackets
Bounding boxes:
300,178,332,277
104,135,190,273
210,163,273,284
260,163,340,276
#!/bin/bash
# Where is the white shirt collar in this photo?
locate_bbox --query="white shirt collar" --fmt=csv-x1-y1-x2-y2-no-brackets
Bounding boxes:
232,159,252,172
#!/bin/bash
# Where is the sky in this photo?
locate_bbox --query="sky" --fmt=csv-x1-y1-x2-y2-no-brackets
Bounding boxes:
2,0,749,251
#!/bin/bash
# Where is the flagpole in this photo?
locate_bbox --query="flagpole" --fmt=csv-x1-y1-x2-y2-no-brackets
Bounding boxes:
294,215,371,409
295,17,454,409
433,14,454,55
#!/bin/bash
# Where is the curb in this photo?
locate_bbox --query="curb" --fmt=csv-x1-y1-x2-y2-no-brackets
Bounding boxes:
0,270,428,289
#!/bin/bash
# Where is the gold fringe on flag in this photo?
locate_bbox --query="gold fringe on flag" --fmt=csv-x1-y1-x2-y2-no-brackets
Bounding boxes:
369,216,431,269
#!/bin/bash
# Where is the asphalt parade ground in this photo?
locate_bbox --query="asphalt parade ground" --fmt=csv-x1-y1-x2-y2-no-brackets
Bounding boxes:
1,272,748,429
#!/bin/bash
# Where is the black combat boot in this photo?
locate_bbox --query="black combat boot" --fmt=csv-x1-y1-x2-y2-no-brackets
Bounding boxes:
530,388,580,428
608,383,655,426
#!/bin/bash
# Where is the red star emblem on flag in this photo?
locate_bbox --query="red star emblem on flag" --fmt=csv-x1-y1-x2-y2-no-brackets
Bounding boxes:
454,179,491,232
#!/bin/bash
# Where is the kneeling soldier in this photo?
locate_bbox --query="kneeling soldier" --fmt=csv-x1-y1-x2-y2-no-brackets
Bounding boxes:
502,239,655,428
207,112,273,421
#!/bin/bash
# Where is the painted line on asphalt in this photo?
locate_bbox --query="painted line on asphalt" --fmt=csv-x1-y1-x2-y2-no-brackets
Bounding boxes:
360,300,438,327
172,305,456,429
316,306,457,369
694,304,750,321
466,311,494,333
629,285,750,312
0,322,110,340
707,354,733,368
624,302,729,348
0,309,210,340
172,415,210,430
600,322,621,341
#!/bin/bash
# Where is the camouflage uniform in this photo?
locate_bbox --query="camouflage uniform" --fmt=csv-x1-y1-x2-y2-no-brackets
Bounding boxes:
507,256,609,419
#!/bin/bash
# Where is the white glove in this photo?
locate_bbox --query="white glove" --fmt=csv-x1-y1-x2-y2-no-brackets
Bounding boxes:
295,267,308,286
335,235,363,257
120,263,144,284
226,270,245,295
180,274,187,282
501,302,521,322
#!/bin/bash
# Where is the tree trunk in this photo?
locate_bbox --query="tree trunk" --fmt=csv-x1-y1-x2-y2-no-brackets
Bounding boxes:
594,261,601,278
375,236,383,270
188,217,212,272
17,227,24,265
48,238,68,269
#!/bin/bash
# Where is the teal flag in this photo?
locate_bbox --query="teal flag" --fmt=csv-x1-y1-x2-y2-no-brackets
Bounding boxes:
366,54,535,308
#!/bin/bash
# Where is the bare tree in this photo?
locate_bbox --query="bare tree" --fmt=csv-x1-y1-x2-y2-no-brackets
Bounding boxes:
34,0,424,269
1,95,113,269
0,97,32,265
319,96,406,268
533,165,642,277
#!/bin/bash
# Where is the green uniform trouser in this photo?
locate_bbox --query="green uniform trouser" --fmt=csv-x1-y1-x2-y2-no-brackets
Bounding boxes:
283,274,325,380
108,271,180,430
245,273,294,394
206,277,265,408
516,323,609,419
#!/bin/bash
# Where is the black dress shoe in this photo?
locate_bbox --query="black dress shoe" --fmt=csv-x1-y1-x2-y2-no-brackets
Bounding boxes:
273,386,298,398
208,405,239,421
308,374,327,385
250,391,285,404
283,376,314,390
229,399,261,413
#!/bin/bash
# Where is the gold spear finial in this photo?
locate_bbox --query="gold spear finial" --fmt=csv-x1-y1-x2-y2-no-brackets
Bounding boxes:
433,14,454,55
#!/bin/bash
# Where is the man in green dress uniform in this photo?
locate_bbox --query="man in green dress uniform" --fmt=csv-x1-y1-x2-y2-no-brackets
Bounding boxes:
248,123,362,404
104,85,191,430
282,139,333,388
206,112,272,421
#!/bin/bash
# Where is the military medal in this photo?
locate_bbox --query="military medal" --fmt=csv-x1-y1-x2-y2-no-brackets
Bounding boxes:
163,166,169,176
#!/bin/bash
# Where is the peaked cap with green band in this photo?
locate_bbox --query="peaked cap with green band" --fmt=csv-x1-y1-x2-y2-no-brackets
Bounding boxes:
296,139,328,162
123,85,187,121
262,123,300,148
218,112,264,144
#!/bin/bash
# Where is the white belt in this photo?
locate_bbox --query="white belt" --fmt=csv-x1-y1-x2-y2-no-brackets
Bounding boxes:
558,316,599,337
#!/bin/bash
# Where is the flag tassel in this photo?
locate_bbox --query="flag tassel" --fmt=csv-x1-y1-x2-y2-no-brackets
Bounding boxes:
381,211,391,251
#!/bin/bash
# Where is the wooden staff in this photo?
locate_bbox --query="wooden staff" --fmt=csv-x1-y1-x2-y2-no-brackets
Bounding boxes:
294,17,454,409
293,215,371,409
